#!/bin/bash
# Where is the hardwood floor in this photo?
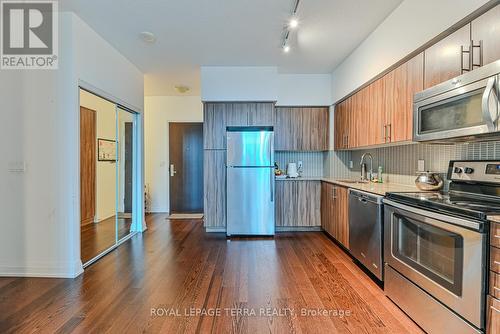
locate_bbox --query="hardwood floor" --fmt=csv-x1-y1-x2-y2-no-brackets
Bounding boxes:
81,216,132,263
0,214,422,333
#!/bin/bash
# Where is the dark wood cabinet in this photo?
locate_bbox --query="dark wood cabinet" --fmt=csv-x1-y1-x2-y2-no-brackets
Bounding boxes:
275,107,329,151
275,180,321,227
472,4,500,69
321,182,349,249
203,103,226,150
203,150,226,229
248,102,275,126
203,102,274,150
424,24,471,89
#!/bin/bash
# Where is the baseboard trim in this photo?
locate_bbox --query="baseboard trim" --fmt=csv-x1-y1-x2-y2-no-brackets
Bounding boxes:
0,259,84,278
205,227,226,233
276,226,322,232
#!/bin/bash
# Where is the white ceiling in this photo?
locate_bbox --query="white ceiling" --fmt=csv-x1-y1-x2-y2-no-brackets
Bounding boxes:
61,0,403,96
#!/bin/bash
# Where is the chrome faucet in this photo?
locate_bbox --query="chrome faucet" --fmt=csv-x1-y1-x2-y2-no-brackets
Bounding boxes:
360,153,374,181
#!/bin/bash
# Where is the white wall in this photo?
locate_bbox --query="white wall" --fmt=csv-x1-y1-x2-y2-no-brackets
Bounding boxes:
277,74,332,106
145,96,203,213
201,66,332,106
79,90,117,222
331,0,491,102
0,12,144,278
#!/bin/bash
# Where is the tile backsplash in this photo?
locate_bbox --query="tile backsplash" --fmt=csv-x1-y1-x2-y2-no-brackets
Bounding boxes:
324,141,500,185
275,151,324,177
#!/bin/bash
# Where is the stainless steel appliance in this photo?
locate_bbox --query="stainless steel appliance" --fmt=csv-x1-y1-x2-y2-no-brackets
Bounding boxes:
383,160,500,334
226,127,275,236
414,59,500,142
349,190,384,280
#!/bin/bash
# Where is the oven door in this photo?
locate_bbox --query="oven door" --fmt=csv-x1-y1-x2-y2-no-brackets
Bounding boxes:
384,200,486,328
414,73,500,142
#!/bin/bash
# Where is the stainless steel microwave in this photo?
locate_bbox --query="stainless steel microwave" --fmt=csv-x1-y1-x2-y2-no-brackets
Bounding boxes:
414,60,500,142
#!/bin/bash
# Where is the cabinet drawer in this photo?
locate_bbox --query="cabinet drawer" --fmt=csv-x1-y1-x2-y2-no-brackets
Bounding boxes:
492,222,500,249
492,246,500,274
487,296,500,334
491,271,500,299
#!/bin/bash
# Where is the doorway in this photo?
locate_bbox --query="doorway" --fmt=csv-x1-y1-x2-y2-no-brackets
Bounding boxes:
169,122,203,213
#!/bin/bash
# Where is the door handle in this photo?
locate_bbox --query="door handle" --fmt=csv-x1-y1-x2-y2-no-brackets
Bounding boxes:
170,164,177,177
482,77,499,132
270,170,274,202
471,40,483,69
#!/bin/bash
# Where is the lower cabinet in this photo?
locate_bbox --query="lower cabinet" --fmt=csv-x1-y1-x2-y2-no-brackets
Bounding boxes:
321,182,349,249
487,295,500,334
275,180,321,227
203,150,226,229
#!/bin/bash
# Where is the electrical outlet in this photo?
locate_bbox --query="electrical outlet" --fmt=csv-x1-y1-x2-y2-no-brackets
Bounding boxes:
297,161,303,170
349,161,353,169
418,159,425,172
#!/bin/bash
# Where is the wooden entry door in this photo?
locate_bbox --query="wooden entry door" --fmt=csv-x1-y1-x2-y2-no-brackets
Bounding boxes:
80,107,96,226
169,123,203,213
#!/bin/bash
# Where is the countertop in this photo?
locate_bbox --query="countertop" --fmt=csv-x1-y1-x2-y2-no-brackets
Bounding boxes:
321,178,420,196
275,176,420,196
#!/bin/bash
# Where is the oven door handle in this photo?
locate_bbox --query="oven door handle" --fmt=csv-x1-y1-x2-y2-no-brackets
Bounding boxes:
482,77,499,132
383,199,482,232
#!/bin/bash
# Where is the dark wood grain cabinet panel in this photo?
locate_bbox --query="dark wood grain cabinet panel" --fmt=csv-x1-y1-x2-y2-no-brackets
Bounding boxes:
248,102,275,126
203,103,226,150
275,107,328,151
275,181,321,227
203,150,226,228
472,4,500,69
321,182,349,249
424,24,471,89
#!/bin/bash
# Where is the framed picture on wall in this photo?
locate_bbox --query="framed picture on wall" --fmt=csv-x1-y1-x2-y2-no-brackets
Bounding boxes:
98,138,116,162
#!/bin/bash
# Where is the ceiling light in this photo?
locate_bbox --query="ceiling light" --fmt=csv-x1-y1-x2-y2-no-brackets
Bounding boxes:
174,85,190,94
139,31,156,44
283,45,290,53
289,18,299,29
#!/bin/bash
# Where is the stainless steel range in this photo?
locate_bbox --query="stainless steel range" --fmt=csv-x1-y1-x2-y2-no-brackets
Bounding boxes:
383,160,500,334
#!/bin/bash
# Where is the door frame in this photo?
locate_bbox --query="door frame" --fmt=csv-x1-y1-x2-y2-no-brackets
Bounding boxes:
168,121,204,214
78,82,144,268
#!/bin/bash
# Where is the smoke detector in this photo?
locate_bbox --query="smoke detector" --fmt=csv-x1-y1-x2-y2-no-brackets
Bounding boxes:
139,31,156,44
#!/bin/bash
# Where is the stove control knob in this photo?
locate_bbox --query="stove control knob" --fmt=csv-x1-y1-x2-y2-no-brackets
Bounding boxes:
454,167,463,174
464,167,474,174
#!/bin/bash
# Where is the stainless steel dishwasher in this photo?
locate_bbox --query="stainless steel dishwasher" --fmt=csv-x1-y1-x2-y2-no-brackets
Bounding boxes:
349,189,384,280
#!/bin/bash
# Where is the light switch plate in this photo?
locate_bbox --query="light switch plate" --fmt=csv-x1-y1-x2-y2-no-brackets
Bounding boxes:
418,160,425,172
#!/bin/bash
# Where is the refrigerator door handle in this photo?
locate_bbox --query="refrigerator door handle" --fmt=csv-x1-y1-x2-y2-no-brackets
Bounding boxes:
270,169,274,202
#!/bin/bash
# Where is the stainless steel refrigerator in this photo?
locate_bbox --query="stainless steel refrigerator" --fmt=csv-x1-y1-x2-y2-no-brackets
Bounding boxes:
226,127,275,236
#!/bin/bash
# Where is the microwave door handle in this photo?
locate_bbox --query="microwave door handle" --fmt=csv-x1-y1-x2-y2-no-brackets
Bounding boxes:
482,77,499,132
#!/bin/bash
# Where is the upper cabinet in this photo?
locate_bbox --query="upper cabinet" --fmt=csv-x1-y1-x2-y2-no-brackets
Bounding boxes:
424,25,471,89
275,107,329,151
471,4,500,68
335,53,423,150
203,102,275,149
334,4,500,151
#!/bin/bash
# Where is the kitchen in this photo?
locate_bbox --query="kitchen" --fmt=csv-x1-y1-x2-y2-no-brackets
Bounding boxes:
2,1,500,333
202,2,500,333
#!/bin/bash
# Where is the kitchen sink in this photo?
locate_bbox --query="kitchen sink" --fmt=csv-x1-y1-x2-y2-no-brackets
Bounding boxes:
336,179,370,184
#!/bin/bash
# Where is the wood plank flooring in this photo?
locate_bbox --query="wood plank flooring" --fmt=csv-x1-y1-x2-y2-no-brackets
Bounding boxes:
0,214,422,333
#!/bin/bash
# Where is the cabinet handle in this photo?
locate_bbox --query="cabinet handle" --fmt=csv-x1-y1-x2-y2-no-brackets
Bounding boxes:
460,45,471,74
332,187,337,199
346,135,349,148
382,125,386,142
387,124,392,142
471,40,483,69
